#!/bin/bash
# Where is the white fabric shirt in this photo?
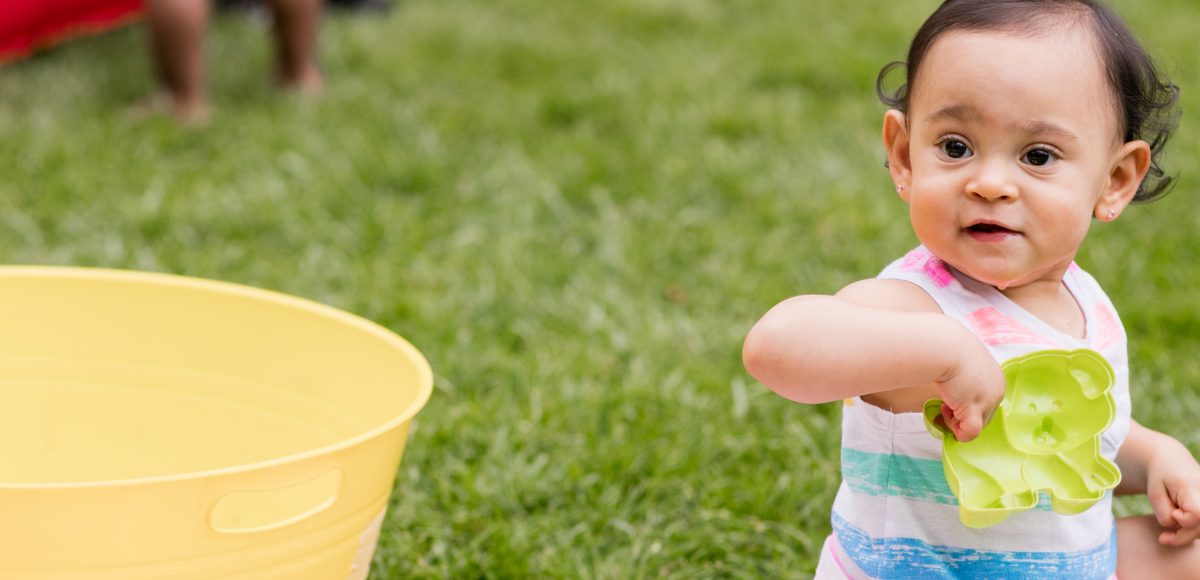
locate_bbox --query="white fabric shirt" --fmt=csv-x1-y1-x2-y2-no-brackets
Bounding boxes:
815,246,1130,579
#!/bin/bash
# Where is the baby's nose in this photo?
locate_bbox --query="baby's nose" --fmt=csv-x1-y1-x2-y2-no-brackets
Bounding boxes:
965,159,1019,201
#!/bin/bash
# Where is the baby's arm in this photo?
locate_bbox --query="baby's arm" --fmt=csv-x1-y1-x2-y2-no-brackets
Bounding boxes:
742,278,1005,441
1116,421,1200,547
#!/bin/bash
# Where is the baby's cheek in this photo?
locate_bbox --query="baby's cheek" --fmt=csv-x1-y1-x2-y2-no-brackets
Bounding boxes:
906,202,956,242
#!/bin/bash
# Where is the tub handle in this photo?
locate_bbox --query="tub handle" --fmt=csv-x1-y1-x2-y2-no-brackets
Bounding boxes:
210,468,343,534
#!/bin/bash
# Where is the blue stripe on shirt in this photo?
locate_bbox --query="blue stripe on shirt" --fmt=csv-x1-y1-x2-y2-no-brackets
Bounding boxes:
832,511,1117,579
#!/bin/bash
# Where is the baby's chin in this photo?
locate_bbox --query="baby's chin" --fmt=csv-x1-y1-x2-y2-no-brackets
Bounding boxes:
946,260,1031,291
972,267,1071,293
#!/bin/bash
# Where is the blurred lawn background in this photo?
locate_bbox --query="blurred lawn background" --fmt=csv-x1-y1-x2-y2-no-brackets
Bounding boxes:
2,0,1199,576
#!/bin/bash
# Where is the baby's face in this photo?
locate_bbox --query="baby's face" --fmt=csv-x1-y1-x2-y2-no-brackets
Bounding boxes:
897,27,1123,289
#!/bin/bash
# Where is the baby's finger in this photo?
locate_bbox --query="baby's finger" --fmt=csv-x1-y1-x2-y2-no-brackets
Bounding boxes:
952,408,982,442
1159,523,1200,548
1172,508,1197,530
939,403,958,432
1172,490,1200,529
1149,483,1180,529
940,402,954,425
943,412,961,438
1172,505,1200,531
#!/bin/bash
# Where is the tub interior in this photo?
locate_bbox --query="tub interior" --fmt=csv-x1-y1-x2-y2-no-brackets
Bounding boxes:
0,271,427,484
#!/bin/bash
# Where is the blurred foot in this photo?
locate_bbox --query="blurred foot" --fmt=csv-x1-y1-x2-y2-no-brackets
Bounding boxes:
172,98,213,126
274,63,324,97
128,92,212,126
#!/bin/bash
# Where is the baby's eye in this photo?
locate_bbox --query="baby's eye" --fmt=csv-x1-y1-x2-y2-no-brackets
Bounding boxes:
938,139,972,160
1022,148,1057,167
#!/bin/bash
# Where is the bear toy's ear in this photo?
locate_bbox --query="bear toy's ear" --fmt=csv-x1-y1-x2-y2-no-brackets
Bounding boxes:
1066,350,1114,400
923,399,952,440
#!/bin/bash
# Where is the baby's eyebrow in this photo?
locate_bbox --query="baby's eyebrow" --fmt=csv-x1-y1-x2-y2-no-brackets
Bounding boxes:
924,104,980,125
1018,120,1079,144
924,105,1079,144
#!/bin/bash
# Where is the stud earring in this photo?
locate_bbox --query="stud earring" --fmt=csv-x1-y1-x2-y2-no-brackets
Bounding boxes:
896,184,905,194
1106,209,1116,220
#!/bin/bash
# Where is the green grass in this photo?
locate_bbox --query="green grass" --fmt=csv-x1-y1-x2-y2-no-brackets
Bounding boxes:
3,0,1200,576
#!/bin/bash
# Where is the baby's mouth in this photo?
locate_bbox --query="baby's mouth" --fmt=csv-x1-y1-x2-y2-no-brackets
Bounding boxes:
967,223,1016,234
965,222,1020,241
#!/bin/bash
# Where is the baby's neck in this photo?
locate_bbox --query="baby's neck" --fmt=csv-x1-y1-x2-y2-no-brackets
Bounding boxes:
998,278,1086,340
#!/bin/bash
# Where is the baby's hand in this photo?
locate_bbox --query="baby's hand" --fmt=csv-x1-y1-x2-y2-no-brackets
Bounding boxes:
934,340,1005,442
1147,443,1200,547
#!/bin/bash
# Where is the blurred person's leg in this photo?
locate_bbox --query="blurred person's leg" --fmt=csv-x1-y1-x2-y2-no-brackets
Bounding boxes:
266,0,324,94
146,0,212,123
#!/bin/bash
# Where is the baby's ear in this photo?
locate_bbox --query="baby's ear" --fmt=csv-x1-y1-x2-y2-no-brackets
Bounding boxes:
883,110,912,200
1096,140,1152,221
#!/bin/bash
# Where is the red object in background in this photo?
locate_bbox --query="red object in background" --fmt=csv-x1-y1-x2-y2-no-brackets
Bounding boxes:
0,0,142,65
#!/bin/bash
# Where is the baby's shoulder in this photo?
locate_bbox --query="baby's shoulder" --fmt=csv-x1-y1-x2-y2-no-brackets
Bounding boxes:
836,278,942,314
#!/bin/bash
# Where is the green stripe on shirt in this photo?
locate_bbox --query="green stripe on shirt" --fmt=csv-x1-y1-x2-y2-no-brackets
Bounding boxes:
841,447,1058,510
842,447,958,504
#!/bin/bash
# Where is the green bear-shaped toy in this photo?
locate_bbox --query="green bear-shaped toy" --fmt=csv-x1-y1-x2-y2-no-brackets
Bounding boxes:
924,349,1121,528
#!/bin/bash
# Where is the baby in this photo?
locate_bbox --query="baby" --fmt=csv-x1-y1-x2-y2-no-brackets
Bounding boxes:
742,0,1200,577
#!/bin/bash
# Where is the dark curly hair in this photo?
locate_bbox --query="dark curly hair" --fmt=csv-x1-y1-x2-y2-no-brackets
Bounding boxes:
877,0,1180,201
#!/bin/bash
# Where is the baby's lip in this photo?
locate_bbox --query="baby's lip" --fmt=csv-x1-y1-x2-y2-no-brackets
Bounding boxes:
964,219,1020,234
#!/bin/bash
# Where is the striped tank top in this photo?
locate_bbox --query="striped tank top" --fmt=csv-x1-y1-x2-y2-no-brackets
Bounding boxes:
816,247,1131,579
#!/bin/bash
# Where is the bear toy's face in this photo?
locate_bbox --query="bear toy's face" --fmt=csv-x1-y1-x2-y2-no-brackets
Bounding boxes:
1003,351,1113,455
